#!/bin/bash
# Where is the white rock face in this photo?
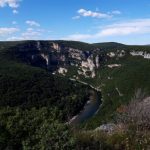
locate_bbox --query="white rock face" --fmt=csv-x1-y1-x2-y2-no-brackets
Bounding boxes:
144,53,150,59
80,56,96,78
51,43,61,52
107,50,126,58
95,123,125,134
82,58,95,71
70,62,78,67
60,55,66,61
95,123,116,133
130,51,150,59
95,55,100,68
78,70,83,75
130,51,143,56
58,67,68,75
116,87,123,96
108,76,112,80
31,55,35,60
36,41,41,51
68,48,82,60
41,54,49,66
118,50,125,57
107,52,115,57
108,64,121,68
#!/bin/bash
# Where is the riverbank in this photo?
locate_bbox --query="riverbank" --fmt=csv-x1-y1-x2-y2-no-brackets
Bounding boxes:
67,78,102,125
69,90,101,125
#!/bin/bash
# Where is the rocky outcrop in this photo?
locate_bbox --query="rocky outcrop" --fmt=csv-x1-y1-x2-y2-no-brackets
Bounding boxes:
107,50,126,58
41,53,49,66
107,52,115,58
51,42,61,52
94,123,126,134
12,41,150,79
95,123,117,133
80,56,96,78
118,50,125,57
95,55,100,68
107,64,121,68
68,48,83,60
36,41,41,51
58,67,68,75
130,51,150,59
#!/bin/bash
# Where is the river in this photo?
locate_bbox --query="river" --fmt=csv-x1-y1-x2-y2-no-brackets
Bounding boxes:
68,79,101,125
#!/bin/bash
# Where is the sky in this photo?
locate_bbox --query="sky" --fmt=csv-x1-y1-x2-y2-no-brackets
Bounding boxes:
0,0,150,44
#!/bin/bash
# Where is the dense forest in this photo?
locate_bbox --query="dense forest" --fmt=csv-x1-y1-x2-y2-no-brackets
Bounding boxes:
0,44,92,149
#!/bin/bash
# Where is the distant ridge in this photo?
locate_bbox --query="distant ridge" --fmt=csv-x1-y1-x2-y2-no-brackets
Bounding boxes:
0,40,150,52
92,42,126,50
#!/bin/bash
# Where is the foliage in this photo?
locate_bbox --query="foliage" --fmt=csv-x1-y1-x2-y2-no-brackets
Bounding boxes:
0,40,150,149
75,129,150,150
0,107,75,150
0,42,90,149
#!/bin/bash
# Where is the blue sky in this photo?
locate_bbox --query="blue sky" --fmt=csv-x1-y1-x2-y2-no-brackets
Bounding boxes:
0,0,150,44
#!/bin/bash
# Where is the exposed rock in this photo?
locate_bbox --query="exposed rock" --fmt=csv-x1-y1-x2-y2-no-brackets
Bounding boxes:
116,87,123,96
81,56,96,78
130,51,150,59
78,70,83,75
68,48,83,60
95,123,116,133
58,67,68,75
41,53,49,66
52,72,56,75
95,55,100,68
130,51,143,56
9,41,105,79
31,55,35,60
91,71,96,78
107,52,115,58
82,57,95,71
118,50,125,57
108,64,121,68
107,50,126,58
60,55,66,61
51,42,61,52
95,123,126,134
36,41,41,51
108,76,112,80
144,53,150,59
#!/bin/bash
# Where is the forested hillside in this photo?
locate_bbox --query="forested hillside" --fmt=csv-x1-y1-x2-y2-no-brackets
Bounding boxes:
0,40,150,149
0,43,91,149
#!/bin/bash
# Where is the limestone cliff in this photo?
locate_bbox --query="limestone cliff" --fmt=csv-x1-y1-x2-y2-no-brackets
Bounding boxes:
8,40,150,79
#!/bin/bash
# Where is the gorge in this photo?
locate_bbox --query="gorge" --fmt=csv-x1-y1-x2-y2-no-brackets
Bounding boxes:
0,40,150,149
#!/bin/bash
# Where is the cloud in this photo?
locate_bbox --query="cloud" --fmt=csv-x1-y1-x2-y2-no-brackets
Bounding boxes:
0,0,21,8
26,20,40,27
77,8,111,19
99,27,139,37
72,16,80,20
0,27,19,36
111,10,121,15
63,18,150,41
26,28,34,32
13,9,18,14
7,28,43,41
6,26,51,41
7,36,24,41
22,30,41,37
73,8,122,20
12,21,17,25
98,19,150,36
